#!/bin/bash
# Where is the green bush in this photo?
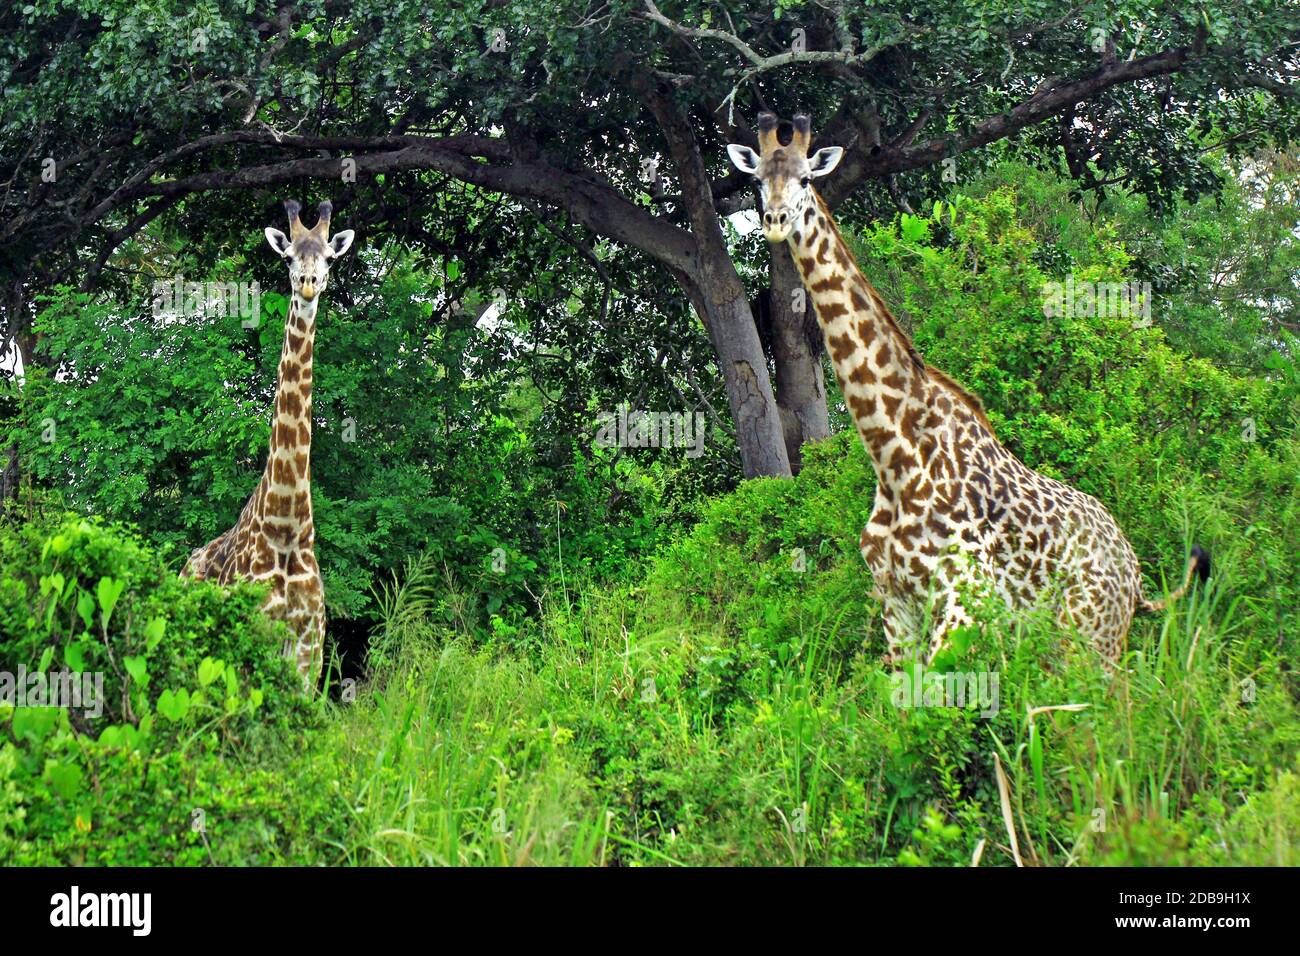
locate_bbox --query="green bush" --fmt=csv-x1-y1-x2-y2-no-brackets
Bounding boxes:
0,509,340,864
5,261,682,632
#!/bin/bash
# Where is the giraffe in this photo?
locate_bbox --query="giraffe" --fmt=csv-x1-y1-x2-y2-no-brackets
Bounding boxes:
728,113,1208,665
182,199,355,692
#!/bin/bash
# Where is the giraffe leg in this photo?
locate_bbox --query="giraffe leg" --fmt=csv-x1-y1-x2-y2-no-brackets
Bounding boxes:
293,611,325,695
309,615,325,691
880,597,905,665
926,590,977,665
879,593,928,665
923,550,986,664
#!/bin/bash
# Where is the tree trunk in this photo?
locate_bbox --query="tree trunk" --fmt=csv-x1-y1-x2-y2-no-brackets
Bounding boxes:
0,442,18,515
766,242,829,472
0,330,32,517
675,266,791,478
637,78,791,479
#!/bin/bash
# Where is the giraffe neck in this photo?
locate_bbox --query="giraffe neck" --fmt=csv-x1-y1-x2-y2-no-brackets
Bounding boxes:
254,293,317,548
787,193,935,493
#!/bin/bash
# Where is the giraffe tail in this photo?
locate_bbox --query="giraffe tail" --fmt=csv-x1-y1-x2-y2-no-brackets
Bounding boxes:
1138,545,1210,614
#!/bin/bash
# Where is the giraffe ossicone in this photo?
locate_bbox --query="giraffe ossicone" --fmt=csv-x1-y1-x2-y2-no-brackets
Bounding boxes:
182,199,355,693
729,113,1209,665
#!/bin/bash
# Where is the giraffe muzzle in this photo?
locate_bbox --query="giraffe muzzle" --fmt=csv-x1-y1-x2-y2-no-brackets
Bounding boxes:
762,207,794,242
300,284,317,301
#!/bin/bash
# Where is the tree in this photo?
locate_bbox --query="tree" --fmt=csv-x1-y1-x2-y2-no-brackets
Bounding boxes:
1,0,1296,480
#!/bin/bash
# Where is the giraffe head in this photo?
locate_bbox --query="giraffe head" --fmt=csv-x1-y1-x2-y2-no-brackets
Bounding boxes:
264,200,355,305
727,113,844,243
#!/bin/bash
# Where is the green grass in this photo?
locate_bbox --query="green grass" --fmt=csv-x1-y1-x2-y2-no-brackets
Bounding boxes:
281,428,1298,867
4,431,1299,866
287,536,1297,865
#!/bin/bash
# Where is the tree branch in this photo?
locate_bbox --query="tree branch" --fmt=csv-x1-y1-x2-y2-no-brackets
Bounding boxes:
822,41,1204,205
83,136,700,277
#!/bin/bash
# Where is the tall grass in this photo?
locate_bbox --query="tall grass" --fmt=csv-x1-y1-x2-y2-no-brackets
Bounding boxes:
293,511,1296,867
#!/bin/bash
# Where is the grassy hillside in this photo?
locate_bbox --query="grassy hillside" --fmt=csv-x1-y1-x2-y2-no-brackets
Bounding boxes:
4,425,1298,865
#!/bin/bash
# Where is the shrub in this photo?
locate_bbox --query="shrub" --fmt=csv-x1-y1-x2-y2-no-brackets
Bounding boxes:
0,510,340,864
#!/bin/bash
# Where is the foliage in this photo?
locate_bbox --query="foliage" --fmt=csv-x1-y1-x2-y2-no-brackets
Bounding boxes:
0,509,338,864
4,2,1295,484
137,412,1294,867
5,255,683,634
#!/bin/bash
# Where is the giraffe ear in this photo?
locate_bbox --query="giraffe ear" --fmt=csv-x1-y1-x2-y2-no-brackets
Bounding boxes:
265,227,292,257
727,144,761,176
807,147,844,178
327,229,355,258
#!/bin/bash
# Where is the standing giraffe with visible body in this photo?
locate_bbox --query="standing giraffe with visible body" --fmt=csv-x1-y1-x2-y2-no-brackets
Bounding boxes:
183,200,354,692
728,114,1208,665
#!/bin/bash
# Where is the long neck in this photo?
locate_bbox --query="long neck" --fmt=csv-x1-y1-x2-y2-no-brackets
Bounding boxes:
255,293,317,545
787,193,933,493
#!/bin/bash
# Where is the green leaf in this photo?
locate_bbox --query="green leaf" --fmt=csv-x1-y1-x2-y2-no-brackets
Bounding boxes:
123,655,149,687
39,572,65,603
64,642,87,673
96,576,127,628
900,214,930,243
198,657,224,687
156,688,191,722
76,589,96,631
11,707,59,746
98,723,139,750
1029,722,1045,793
143,616,166,651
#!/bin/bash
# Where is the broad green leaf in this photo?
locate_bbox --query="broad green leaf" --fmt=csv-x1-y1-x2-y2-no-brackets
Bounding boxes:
156,688,191,722
96,576,127,628
143,616,166,651
64,642,87,673
198,657,224,687
76,589,96,631
11,707,59,745
123,655,149,687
